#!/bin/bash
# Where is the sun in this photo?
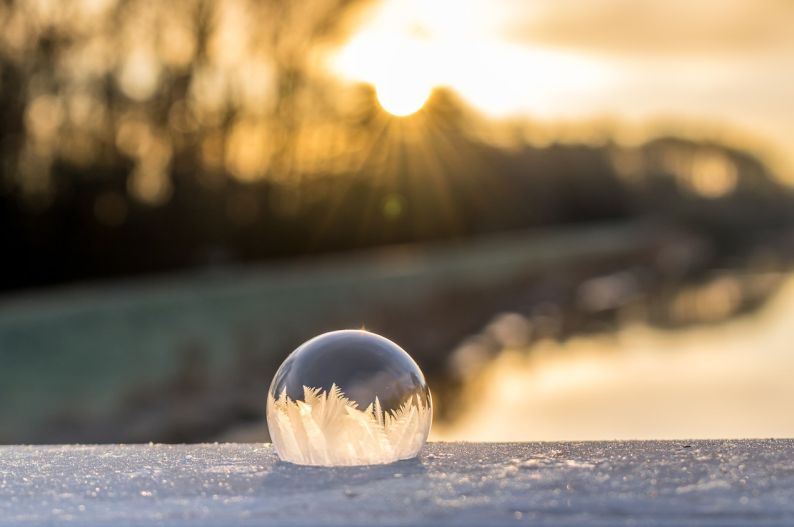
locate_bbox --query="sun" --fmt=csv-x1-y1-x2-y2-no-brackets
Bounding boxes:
375,76,432,117
332,31,436,117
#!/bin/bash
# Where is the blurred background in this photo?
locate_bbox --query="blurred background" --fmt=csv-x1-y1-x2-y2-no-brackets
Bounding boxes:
1,0,794,444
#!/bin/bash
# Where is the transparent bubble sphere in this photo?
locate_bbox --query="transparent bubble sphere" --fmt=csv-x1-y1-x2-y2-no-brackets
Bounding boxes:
267,330,432,466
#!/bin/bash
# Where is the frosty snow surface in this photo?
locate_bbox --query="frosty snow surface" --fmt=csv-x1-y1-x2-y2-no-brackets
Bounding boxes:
267,384,432,466
3,441,794,525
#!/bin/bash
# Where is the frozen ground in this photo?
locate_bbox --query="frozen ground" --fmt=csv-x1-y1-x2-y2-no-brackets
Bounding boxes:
1,441,793,526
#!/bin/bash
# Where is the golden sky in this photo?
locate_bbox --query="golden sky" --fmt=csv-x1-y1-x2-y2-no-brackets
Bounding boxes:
333,0,794,174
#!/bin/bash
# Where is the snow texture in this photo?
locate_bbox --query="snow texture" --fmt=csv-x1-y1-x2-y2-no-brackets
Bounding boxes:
1,440,793,526
267,385,431,466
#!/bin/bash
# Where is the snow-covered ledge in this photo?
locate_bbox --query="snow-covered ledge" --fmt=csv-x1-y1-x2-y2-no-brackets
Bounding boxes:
1,440,792,526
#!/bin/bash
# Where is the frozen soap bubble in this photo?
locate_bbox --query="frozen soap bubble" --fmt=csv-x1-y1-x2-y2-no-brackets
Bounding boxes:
267,330,432,466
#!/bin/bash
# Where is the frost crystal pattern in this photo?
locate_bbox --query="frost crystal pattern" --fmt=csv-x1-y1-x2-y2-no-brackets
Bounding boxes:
266,330,432,466
268,385,431,466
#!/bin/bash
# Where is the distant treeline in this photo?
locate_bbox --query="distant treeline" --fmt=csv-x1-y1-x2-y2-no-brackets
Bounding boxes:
1,101,792,292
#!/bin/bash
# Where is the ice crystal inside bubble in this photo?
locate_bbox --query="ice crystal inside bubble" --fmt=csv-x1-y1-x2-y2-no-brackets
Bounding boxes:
266,330,432,466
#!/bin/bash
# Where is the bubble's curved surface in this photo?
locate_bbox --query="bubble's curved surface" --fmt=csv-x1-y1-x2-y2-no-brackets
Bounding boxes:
267,330,432,466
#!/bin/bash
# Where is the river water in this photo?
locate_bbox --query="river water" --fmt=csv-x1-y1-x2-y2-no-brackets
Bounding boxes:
436,274,794,440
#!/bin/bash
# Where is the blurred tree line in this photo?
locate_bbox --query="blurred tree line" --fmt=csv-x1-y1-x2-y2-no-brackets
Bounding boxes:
0,0,792,292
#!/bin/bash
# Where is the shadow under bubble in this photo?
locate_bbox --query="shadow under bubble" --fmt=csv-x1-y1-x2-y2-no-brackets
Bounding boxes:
261,456,428,494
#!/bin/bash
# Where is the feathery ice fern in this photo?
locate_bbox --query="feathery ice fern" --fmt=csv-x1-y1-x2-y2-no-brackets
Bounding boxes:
267,384,431,466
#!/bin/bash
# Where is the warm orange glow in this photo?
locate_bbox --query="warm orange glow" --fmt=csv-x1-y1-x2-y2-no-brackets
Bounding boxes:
330,0,613,118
